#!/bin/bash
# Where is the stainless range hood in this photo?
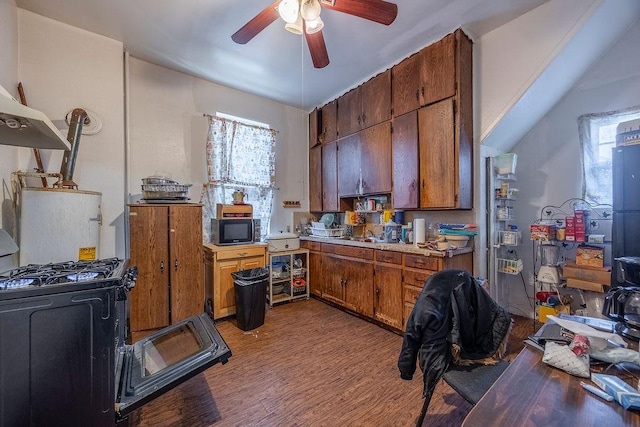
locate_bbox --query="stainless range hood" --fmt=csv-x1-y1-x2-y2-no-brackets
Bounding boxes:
0,84,70,150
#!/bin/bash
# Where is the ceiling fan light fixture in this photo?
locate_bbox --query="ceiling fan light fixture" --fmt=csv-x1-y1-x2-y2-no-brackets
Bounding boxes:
300,0,322,21
278,0,300,24
285,15,304,35
305,16,324,34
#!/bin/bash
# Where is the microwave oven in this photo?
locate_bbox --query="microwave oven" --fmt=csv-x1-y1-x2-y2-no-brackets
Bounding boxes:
211,218,259,245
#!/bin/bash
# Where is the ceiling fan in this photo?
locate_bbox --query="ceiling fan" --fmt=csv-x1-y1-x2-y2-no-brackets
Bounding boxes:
231,0,398,69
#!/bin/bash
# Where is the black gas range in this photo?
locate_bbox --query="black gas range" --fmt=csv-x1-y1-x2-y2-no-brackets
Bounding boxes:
0,258,231,426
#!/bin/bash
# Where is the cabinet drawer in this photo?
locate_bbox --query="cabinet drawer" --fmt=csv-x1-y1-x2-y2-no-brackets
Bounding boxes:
404,254,439,271
375,250,402,265
403,283,423,304
403,269,432,288
323,244,374,260
215,246,265,261
301,240,322,252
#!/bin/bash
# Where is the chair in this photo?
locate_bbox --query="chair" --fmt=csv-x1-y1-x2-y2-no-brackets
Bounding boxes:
396,269,512,427
416,360,510,426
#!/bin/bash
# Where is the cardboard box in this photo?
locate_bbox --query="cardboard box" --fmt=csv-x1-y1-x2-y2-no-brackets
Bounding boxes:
563,262,611,285
576,245,605,268
538,304,570,323
565,217,575,241
530,224,556,241
566,278,606,293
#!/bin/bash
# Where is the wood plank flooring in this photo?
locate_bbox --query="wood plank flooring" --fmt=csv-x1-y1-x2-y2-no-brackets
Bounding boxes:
128,298,538,427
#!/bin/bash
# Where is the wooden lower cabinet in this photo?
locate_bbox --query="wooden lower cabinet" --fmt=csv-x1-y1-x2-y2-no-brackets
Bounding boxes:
402,251,473,330
322,252,374,316
304,240,473,333
374,250,403,329
203,243,267,320
128,203,204,332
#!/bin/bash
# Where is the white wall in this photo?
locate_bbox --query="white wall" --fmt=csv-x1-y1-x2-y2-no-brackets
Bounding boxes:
0,0,20,233
17,9,126,258
127,58,308,237
505,19,640,319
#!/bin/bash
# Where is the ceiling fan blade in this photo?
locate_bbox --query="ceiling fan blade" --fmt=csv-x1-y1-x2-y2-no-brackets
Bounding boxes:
305,29,330,69
231,1,280,44
322,0,398,25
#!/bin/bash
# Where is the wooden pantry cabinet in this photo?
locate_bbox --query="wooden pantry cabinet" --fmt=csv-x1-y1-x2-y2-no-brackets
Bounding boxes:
203,243,267,320
128,203,204,332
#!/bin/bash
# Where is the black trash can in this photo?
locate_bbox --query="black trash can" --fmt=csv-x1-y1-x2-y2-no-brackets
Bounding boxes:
231,267,269,331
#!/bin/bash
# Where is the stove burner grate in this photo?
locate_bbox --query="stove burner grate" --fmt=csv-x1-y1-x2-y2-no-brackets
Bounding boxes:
0,258,123,290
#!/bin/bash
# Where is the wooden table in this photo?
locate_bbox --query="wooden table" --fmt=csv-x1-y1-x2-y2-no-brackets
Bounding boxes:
462,345,640,426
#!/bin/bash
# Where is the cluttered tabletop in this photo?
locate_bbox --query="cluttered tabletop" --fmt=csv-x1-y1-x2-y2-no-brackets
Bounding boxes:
463,314,640,426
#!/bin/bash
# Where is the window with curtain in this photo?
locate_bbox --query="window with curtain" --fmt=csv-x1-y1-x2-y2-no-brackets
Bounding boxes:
578,105,640,205
200,114,277,242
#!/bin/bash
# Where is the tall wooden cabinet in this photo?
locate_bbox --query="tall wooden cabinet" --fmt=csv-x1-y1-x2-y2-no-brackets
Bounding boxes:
128,203,204,332
203,243,268,320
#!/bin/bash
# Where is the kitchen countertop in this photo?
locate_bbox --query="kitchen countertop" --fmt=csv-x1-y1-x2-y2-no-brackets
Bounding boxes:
300,236,473,258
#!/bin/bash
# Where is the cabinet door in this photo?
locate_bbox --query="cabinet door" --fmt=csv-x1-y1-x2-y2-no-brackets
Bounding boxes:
391,53,421,117
418,98,456,208
129,206,170,331
392,111,418,209
309,146,323,212
309,108,320,148
361,121,392,195
374,264,403,329
321,142,339,211
343,258,374,317
362,70,391,129
321,255,345,304
419,33,456,106
308,250,322,297
337,133,361,197
168,205,204,324
215,259,242,319
337,87,362,137
321,100,338,143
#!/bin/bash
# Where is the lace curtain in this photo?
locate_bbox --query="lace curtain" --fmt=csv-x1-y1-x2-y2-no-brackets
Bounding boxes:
578,105,640,205
200,115,276,242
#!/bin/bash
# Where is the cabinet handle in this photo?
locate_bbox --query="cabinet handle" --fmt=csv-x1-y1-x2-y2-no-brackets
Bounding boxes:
411,179,416,190
422,179,425,189
175,259,178,271
357,115,361,125
238,252,248,257
160,261,164,272
415,90,419,101
362,113,366,124
343,278,348,287
421,86,425,97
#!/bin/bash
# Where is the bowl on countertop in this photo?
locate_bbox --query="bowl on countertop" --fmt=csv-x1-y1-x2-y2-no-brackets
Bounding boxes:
444,235,470,247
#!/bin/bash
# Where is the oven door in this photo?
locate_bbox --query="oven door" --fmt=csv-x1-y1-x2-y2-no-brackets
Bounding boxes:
115,313,231,418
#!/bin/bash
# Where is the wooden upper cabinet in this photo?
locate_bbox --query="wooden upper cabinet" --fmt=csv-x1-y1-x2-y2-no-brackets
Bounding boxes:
337,133,362,197
392,32,457,118
418,98,456,209
321,141,339,211
360,121,392,195
420,32,456,106
391,53,422,118
337,87,362,138
337,70,391,138
362,70,391,129
309,108,320,148
309,146,322,212
321,100,338,144
392,111,419,209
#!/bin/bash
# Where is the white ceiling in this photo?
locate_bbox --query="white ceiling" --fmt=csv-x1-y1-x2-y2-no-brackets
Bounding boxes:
15,0,548,111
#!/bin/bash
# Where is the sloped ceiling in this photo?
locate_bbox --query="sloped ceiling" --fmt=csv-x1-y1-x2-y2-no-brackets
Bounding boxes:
479,0,640,153
15,0,547,111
